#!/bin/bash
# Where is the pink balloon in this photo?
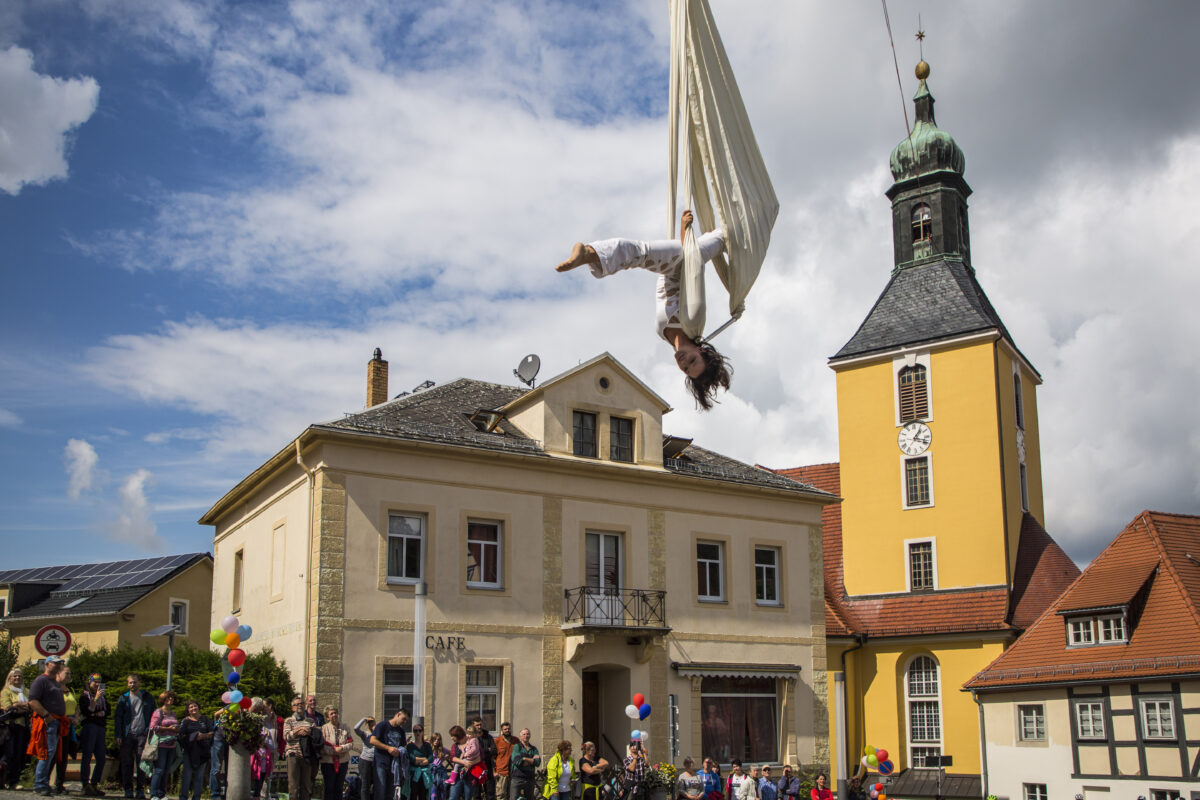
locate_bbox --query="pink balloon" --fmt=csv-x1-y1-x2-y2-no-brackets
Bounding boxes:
221,691,232,703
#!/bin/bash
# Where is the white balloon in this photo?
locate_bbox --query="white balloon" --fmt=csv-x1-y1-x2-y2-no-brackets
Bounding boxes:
638,731,649,742
625,704,640,720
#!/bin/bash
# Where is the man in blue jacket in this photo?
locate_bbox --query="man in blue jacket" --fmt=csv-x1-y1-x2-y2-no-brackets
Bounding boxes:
113,674,154,799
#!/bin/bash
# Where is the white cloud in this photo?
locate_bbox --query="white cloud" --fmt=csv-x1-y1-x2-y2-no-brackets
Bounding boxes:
0,408,20,427
112,468,162,551
0,45,98,194
64,438,99,500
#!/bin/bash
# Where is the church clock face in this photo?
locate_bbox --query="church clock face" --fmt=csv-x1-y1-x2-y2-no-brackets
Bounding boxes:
898,421,932,456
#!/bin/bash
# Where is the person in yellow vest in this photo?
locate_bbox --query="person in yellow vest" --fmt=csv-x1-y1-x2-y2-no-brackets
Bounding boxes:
541,741,573,800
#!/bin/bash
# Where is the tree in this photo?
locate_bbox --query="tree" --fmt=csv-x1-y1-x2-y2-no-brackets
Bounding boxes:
0,629,18,681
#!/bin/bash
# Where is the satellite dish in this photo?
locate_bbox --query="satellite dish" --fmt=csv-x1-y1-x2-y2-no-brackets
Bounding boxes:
514,354,541,387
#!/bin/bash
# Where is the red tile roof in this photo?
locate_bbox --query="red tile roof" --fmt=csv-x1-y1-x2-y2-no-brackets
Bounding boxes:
772,463,857,636
771,463,1076,640
966,511,1200,690
1008,514,1082,628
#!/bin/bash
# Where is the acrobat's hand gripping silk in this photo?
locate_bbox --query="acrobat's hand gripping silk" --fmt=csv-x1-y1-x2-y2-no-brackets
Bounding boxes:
668,0,779,341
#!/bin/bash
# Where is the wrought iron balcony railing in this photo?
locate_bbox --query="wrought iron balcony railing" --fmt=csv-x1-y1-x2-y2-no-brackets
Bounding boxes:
563,586,668,629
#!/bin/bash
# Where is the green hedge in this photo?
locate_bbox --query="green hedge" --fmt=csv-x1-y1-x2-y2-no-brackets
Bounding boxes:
23,642,295,755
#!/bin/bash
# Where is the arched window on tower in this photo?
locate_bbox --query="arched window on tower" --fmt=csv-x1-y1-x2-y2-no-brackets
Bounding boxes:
905,655,943,768
911,203,932,243
898,365,929,422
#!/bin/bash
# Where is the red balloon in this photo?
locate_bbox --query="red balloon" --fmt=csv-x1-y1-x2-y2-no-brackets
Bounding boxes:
875,785,883,793
875,749,888,763
228,648,247,668
632,693,645,707
239,697,252,710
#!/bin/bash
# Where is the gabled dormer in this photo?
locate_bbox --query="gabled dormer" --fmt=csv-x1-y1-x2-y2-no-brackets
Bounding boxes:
1056,558,1157,647
500,352,670,467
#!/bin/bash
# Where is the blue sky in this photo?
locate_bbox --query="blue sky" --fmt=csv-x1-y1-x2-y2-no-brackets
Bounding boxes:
3,0,1199,569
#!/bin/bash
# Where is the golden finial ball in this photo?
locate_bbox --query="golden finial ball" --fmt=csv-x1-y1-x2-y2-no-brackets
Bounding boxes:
915,61,930,80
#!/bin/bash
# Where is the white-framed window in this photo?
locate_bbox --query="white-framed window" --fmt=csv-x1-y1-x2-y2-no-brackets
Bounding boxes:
1068,617,1094,646
1097,615,1127,643
904,456,932,508
1018,704,1045,741
754,547,780,605
466,519,502,589
1075,700,1105,740
387,513,425,584
905,655,942,767
169,599,189,635
911,202,932,243
465,667,501,733
382,666,414,722
906,539,937,591
893,352,933,426
573,410,597,458
1023,785,1047,800
1141,698,1175,740
697,541,725,602
1149,790,1181,800
232,548,244,613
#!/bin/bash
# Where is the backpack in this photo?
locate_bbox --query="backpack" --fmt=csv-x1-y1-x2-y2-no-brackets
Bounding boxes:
344,774,362,800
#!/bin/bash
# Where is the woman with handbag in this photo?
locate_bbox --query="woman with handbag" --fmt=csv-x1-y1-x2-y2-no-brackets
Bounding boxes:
1,668,32,791
146,691,179,800
320,706,354,800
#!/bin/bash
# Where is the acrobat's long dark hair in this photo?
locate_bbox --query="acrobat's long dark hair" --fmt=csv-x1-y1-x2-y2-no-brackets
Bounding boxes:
684,341,732,411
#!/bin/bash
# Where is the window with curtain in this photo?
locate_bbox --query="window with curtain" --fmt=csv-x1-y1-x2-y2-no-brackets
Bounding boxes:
1018,705,1045,741
700,676,777,764
387,513,425,583
466,520,502,589
898,365,929,421
466,667,500,733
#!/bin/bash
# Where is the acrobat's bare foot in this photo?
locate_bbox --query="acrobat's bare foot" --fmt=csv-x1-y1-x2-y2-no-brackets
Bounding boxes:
556,243,598,272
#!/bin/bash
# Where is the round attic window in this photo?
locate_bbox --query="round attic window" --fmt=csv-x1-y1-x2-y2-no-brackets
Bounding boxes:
598,376,611,392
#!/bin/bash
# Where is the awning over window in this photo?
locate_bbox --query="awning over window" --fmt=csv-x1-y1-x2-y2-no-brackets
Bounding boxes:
671,662,802,680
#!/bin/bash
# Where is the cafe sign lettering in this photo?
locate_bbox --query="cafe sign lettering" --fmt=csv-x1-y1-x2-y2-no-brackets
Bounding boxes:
425,635,466,650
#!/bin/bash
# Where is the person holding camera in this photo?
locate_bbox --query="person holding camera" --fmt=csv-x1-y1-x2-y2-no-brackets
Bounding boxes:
622,740,648,800
285,696,323,800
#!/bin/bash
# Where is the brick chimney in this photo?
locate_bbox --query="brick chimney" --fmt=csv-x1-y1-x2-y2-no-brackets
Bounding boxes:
366,348,389,407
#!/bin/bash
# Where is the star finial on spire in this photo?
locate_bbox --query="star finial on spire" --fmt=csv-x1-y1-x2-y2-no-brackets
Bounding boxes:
916,15,926,60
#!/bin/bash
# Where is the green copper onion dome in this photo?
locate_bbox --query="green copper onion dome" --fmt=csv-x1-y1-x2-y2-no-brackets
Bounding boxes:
889,61,965,181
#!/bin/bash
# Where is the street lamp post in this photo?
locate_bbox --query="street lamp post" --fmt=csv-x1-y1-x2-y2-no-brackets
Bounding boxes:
142,623,181,691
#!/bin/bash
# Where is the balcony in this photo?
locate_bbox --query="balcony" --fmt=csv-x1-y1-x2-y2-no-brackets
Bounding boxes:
563,586,669,631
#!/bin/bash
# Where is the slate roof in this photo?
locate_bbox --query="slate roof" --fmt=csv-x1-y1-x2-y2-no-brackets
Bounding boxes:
1007,514,1082,628
884,768,981,799
0,553,211,623
966,511,1200,690
831,260,1025,366
769,462,1076,639
321,378,826,496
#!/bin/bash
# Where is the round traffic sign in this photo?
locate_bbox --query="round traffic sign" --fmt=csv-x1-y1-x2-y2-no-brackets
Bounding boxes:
34,624,72,657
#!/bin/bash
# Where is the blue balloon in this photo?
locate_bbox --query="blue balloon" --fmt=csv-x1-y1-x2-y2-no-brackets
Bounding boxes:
229,690,243,703
639,703,651,720
630,729,640,740
237,624,253,641
228,671,241,684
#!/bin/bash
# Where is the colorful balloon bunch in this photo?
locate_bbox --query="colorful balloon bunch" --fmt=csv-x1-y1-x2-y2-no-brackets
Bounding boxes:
860,744,893,777
210,615,254,713
624,692,652,722
867,782,886,800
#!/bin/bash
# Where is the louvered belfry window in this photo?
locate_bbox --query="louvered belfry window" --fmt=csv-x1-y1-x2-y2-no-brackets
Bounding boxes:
898,365,929,421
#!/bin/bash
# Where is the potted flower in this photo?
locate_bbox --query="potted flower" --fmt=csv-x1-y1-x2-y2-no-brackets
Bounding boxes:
645,762,678,800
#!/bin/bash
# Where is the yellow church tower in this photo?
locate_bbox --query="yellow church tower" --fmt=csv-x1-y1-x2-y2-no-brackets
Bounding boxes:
784,61,1080,797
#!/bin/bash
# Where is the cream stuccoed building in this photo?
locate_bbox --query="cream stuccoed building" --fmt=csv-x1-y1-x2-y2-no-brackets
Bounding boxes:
201,350,834,766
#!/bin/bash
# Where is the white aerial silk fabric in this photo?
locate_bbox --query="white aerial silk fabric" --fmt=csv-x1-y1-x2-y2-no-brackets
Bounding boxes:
668,0,779,341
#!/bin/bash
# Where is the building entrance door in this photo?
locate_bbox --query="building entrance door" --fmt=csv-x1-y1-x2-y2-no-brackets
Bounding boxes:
585,531,622,625
582,671,600,746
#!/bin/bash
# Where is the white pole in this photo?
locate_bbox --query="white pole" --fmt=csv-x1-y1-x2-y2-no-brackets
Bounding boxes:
834,672,847,798
413,581,427,726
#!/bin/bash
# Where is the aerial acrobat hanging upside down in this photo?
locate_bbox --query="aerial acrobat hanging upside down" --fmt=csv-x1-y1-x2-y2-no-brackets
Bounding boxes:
555,209,733,411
